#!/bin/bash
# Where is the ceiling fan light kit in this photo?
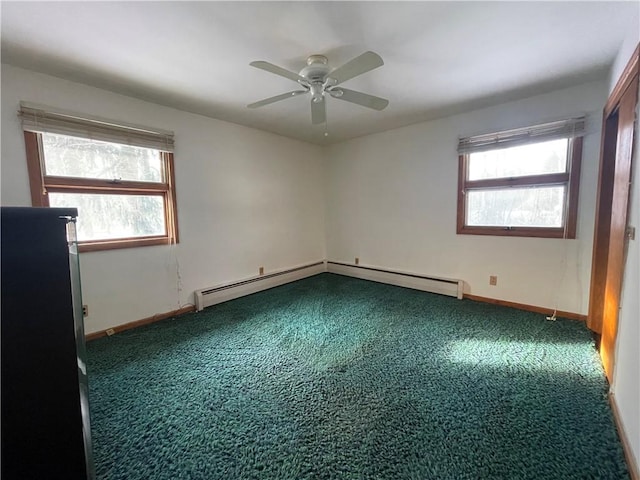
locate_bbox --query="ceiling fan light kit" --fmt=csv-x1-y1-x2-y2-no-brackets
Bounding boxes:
248,51,389,126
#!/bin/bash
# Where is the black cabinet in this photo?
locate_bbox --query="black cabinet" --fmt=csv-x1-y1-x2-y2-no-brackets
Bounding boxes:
1,207,95,479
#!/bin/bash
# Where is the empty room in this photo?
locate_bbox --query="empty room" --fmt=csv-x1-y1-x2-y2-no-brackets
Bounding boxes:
1,1,639,479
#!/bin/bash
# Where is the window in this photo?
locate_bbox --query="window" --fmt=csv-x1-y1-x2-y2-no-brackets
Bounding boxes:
457,118,584,238
20,103,178,252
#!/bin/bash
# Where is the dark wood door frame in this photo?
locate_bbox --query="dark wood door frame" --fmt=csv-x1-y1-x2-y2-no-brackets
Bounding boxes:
587,44,639,382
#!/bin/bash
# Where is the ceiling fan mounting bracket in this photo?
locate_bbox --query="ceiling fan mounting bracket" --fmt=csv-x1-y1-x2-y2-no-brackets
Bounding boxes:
306,54,328,66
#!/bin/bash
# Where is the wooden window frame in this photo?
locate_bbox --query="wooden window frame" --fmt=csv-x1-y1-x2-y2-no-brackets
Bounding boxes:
456,137,582,239
24,131,179,252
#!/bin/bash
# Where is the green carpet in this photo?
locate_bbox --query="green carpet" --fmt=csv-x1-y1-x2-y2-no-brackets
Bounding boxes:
87,273,628,479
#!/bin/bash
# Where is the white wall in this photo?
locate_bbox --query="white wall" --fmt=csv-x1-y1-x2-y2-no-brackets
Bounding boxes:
325,81,607,315
609,28,640,94
1,65,326,334
610,31,640,474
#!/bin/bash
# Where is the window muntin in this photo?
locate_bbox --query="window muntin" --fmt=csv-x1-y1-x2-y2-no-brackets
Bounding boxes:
457,136,582,239
25,131,178,252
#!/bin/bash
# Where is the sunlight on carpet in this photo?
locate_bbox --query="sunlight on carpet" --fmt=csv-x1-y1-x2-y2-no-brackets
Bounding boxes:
445,339,605,377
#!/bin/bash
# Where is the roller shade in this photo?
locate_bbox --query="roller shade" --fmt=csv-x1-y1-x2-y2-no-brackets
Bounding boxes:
19,102,174,152
458,116,586,154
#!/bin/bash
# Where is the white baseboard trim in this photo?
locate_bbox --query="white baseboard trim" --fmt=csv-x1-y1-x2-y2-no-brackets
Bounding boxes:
194,260,326,311
326,261,463,299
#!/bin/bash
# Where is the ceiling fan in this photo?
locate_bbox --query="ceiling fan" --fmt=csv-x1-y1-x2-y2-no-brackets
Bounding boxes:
247,51,389,125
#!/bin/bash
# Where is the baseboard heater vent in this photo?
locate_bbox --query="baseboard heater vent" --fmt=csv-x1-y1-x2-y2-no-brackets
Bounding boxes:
195,261,326,311
327,261,463,299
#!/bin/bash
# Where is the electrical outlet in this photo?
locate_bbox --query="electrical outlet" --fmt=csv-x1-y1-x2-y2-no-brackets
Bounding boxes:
626,226,635,240
259,266,264,275
489,275,498,286
82,305,88,317
105,328,116,336
355,257,360,265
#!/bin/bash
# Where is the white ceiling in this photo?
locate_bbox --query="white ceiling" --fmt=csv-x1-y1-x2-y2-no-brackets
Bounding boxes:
1,1,638,145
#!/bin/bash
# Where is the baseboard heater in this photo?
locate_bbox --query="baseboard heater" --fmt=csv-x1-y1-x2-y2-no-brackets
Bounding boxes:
327,261,463,299
194,261,326,311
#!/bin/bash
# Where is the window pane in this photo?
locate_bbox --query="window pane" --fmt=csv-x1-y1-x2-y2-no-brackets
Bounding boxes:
468,139,568,181
42,133,163,182
467,186,565,228
49,193,165,241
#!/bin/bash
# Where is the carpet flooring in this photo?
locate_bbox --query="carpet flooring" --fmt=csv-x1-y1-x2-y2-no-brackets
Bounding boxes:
87,273,628,479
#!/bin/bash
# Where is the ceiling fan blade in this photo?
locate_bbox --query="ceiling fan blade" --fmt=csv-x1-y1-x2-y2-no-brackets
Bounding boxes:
247,90,308,109
311,97,326,125
329,51,384,85
250,61,305,83
331,88,389,110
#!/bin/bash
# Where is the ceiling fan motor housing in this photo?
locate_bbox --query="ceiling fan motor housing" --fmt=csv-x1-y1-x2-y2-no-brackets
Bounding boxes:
299,55,331,83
